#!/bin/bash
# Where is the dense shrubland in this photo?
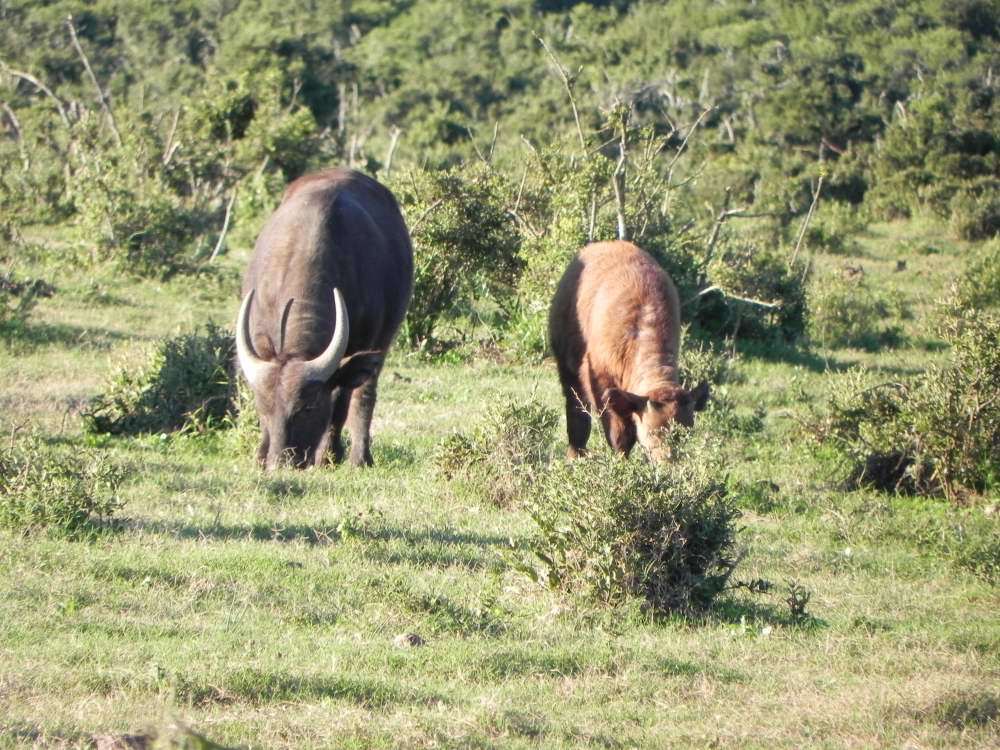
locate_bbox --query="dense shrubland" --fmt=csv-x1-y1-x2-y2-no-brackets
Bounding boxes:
815,277,1000,500
2,1,996,320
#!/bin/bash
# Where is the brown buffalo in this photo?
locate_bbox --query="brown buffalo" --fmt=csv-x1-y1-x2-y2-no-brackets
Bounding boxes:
549,240,709,461
236,168,413,470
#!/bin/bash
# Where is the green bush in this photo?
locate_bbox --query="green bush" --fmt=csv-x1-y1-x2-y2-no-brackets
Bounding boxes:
697,240,808,341
392,164,523,348
433,396,558,507
949,181,1000,241
0,439,124,533
815,304,1000,499
70,117,204,278
84,324,235,436
955,239,1000,309
679,335,740,390
803,205,865,256
523,444,742,613
808,272,906,349
1,267,47,339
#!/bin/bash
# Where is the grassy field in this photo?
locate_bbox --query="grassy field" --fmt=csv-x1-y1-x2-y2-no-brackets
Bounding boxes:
1,221,997,748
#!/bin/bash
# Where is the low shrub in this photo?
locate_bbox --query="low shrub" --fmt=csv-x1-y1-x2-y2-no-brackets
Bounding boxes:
392,165,523,348
955,238,1000,309
433,396,558,507
679,335,740,390
949,180,1000,241
808,272,907,349
697,240,808,341
84,324,235,436
523,443,742,613
803,205,865,256
70,117,205,278
1,267,49,339
0,438,124,533
814,302,1000,499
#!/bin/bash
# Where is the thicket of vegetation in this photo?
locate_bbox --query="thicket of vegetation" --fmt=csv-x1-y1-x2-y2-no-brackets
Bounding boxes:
2,0,997,343
0,437,123,533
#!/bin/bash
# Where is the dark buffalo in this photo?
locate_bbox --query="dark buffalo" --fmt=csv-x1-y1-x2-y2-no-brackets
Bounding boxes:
236,168,413,470
549,240,709,461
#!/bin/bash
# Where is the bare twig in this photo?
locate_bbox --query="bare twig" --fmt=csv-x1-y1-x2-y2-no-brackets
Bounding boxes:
534,32,586,151
66,14,121,146
209,190,237,262
610,102,630,241
666,105,714,175
612,150,628,241
162,109,180,165
790,172,824,273
1,64,71,127
383,126,401,177
487,120,500,162
407,198,445,236
685,285,781,310
0,100,22,141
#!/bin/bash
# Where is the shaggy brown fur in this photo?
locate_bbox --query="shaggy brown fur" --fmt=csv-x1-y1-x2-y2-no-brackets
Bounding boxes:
549,241,709,459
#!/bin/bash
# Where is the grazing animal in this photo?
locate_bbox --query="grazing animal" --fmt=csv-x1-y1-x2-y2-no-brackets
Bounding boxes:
548,241,709,461
236,168,413,470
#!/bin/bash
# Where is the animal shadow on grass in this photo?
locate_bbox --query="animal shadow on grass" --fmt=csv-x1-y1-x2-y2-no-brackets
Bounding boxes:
735,338,852,374
128,518,510,570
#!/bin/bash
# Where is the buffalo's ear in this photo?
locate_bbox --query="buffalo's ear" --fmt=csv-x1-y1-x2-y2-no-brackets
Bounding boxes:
691,381,710,412
328,351,383,390
604,387,647,417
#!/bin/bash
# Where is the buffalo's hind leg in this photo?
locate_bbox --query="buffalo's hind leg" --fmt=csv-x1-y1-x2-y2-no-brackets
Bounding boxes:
557,363,591,459
346,363,382,467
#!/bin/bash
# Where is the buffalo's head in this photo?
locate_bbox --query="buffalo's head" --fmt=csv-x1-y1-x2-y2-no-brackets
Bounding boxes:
604,381,710,461
236,288,381,470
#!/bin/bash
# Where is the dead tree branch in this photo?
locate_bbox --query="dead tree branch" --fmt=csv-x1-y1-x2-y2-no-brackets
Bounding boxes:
383,126,402,177
1,64,71,127
534,32,586,151
1,100,22,141
209,190,237,262
789,172,824,273
66,14,122,146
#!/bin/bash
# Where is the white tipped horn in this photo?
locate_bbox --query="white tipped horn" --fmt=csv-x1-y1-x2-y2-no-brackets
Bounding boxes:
236,289,271,389
302,287,349,384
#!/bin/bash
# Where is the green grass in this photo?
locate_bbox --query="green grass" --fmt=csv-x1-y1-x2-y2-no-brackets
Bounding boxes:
1,222,997,748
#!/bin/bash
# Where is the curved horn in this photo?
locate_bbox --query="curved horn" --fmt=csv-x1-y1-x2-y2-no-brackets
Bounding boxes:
302,287,349,383
236,289,271,389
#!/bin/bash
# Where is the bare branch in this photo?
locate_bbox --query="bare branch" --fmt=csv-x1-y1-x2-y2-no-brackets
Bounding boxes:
407,198,445,236
383,126,402,177
162,109,181,165
209,190,237,262
534,32,586,151
66,14,121,146
685,285,781,310
789,172,824,272
666,105,714,174
1,64,71,127
487,120,500,162
0,100,22,141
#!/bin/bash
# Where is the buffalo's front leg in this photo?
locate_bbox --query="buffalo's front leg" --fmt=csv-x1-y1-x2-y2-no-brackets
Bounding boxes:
327,387,352,464
599,410,637,456
557,361,591,459
346,364,382,467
